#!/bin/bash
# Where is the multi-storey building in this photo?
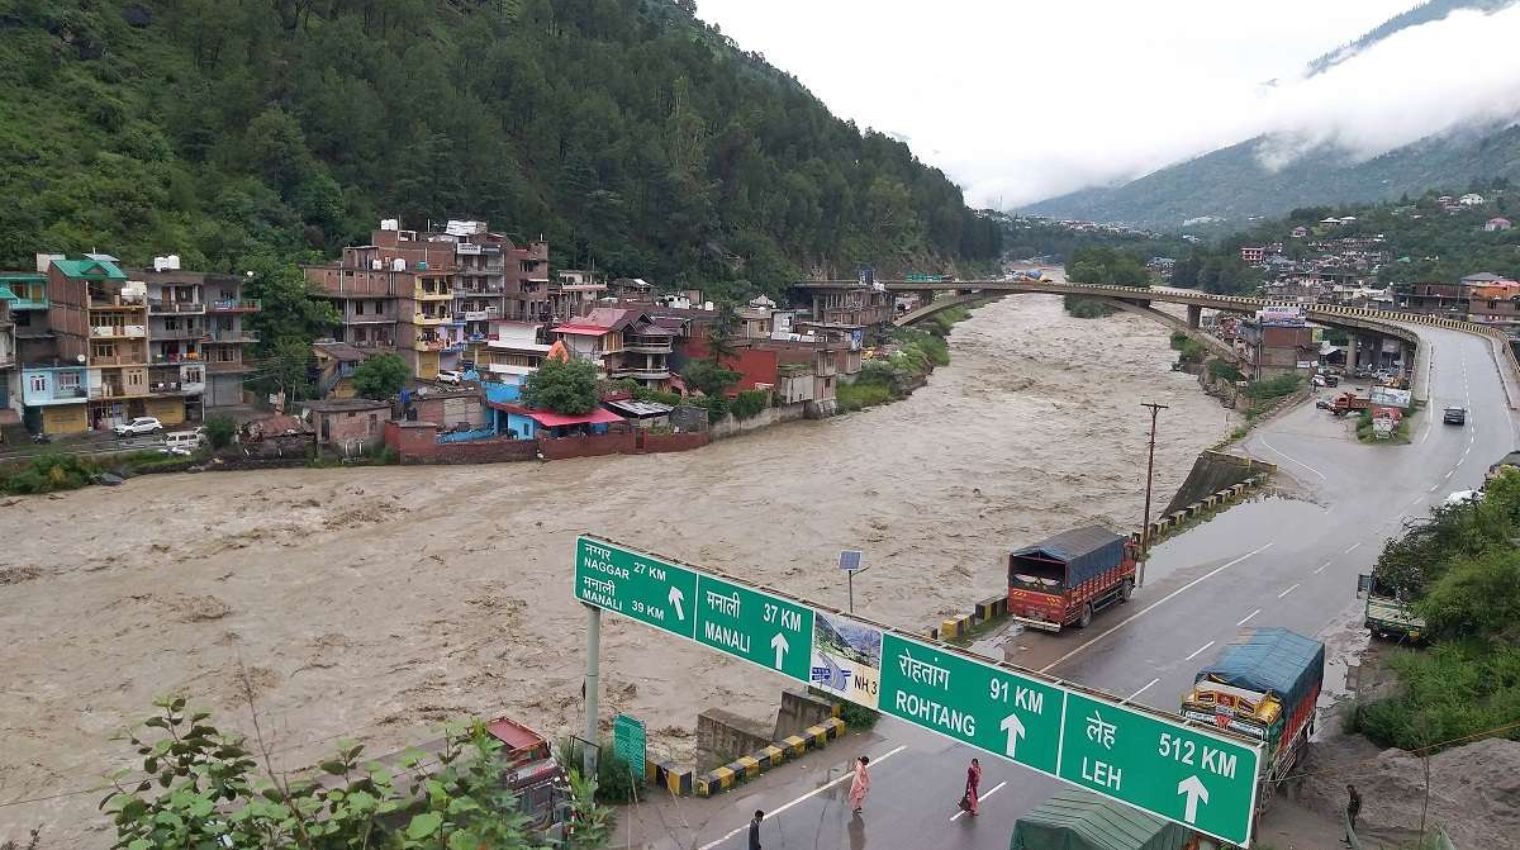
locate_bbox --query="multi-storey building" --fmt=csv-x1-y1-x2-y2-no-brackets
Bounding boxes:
549,307,673,388
0,299,13,420
137,257,261,410
0,269,52,367
548,269,608,323
310,220,552,379
45,256,157,430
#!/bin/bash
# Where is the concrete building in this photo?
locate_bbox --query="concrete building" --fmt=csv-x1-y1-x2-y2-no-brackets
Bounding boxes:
796,283,895,327
1238,317,1315,380
137,259,260,411
549,269,608,323
1485,217,1512,232
0,270,51,369
301,398,392,453
1240,246,1265,264
0,300,13,424
45,256,164,431
479,321,551,386
1466,284,1520,329
312,340,372,399
1398,282,1468,317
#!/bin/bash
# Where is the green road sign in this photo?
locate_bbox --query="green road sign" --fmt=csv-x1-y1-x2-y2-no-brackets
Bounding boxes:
612,714,646,772
574,536,1265,846
695,574,814,682
878,633,1064,775
1058,691,1260,846
575,536,697,639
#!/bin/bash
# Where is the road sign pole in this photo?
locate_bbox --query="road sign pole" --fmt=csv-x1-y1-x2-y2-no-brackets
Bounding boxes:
582,602,601,779
1139,401,1168,587
848,570,854,613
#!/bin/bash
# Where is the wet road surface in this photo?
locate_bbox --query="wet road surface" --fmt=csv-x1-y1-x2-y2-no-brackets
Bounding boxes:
638,324,1517,850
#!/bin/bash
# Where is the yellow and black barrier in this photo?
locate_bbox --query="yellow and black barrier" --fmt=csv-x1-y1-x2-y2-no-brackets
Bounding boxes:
694,717,848,797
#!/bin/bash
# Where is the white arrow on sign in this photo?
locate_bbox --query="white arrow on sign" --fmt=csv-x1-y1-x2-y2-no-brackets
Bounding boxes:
668,587,686,620
1177,775,1210,824
999,712,1026,759
770,633,789,669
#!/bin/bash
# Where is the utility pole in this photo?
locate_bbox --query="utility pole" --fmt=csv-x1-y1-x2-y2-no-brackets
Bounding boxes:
582,603,601,779
1139,402,1169,587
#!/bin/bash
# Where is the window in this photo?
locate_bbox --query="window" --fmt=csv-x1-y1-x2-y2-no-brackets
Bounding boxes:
57,372,80,390
355,300,365,316
28,374,47,393
183,366,204,383
92,342,117,358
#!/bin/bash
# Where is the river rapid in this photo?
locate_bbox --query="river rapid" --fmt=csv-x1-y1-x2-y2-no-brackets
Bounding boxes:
0,293,1237,844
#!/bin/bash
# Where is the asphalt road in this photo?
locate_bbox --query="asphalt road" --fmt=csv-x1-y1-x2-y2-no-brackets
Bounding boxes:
628,325,1518,850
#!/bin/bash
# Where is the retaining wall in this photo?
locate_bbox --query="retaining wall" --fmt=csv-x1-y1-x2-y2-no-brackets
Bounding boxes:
710,402,807,440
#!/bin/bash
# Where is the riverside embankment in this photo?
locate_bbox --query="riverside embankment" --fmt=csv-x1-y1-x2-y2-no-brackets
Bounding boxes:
0,294,1239,846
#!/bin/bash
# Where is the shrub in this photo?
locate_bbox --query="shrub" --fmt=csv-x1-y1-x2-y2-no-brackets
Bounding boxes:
1242,373,1302,400
633,387,682,406
0,453,97,494
730,389,770,420
1206,358,1244,382
837,380,895,412
557,739,642,804
1062,295,1115,318
203,415,237,449
837,700,881,730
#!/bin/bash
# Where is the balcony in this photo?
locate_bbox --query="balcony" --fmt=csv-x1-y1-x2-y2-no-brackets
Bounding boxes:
92,324,148,339
414,312,450,326
90,384,148,399
412,285,454,302
208,328,260,343
207,357,252,373
612,367,672,382
208,298,261,312
149,299,205,314
90,293,147,310
625,340,673,355
148,380,188,395
414,338,447,351
152,324,209,340
152,351,203,364
91,353,148,366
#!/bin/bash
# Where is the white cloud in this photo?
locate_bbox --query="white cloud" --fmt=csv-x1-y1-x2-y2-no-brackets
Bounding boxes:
693,0,1518,207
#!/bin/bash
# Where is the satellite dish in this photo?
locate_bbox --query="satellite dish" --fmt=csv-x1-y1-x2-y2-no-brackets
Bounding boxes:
76,354,86,364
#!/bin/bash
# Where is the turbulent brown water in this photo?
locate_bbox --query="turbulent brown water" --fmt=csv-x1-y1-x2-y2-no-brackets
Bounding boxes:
0,293,1236,845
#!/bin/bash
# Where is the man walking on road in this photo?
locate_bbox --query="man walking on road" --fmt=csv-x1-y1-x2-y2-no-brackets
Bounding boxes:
849,755,871,813
748,810,764,850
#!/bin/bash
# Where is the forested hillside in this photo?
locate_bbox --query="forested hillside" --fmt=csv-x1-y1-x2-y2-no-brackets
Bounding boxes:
0,0,1000,295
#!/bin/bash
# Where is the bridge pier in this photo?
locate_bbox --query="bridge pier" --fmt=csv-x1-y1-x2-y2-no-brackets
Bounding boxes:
1187,304,1202,329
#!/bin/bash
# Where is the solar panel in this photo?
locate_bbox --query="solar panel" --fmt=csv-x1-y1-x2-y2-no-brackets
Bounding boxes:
838,549,863,571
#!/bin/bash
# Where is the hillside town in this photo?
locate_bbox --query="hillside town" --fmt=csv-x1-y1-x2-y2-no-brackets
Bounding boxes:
0,219,908,462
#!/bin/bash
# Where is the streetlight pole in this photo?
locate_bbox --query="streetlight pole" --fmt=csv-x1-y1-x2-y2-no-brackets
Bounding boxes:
1139,401,1169,587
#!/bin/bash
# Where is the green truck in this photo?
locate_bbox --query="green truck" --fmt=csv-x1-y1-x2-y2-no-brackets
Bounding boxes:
1010,790,1202,850
1357,573,1426,643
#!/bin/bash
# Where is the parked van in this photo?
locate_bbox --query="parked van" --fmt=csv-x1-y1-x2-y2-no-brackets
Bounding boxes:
162,428,206,456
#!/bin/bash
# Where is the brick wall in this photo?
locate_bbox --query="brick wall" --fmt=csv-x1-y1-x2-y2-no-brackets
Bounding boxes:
433,438,538,464
539,431,637,460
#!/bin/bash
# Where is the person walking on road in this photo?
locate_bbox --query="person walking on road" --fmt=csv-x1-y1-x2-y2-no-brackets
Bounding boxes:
748,810,764,850
1344,784,1362,844
848,755,871,813
961,758,982,816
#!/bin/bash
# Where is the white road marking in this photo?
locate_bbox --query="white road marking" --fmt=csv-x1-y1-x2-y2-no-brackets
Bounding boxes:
950,781,1007,822
697,744,909,850
1039,543,1274,672
1344,542,1362,554
1314,560,1332,574
1185,641,1215,662
1278,583,1300,599
1124,677,1162,704
1257,436,1327,480
1444,470,1454,480
1407,495,1423,506
1429,484,1440,492
1236,608,1260,626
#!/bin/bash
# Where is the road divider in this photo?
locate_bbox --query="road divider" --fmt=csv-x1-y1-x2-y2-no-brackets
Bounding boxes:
693,717,846,797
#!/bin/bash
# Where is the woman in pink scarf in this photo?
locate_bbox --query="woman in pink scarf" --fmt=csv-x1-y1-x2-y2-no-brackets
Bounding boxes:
963,758,982,815
848,755,871,813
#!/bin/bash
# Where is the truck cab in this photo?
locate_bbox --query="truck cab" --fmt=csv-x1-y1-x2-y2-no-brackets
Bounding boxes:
485,716,571,838
1008,526,1137,632
1356,573,1426,643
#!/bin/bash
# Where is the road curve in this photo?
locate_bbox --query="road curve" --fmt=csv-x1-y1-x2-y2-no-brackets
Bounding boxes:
634,322,1517,850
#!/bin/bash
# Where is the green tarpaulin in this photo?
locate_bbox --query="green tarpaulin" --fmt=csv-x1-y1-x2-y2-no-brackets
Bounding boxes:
1010,790,1191,850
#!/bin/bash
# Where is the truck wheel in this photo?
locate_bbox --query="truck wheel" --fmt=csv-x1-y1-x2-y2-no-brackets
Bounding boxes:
1077,603,1094,629
1119,579,1134,603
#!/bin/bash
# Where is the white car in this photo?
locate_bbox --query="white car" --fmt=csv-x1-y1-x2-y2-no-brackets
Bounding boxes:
435,369,464,386
113,416,164,437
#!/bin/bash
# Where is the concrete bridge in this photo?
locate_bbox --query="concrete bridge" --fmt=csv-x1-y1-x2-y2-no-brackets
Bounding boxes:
797,278,1520,403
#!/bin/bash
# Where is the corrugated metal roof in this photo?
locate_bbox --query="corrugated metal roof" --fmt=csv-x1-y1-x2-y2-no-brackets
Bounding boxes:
51,258,126,280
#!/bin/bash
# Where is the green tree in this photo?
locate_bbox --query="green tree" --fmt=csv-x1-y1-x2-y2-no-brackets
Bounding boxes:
352,353,409,400
521,357,600,414
100,697,549,850
259,335,318,401
203,415,237,449
682,359,741,397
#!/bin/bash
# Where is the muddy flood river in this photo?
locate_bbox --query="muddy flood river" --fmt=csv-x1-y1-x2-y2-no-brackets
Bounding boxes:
0,294,1239,844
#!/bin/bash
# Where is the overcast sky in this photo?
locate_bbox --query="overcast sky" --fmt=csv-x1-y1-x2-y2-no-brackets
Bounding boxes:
695,1,1520,208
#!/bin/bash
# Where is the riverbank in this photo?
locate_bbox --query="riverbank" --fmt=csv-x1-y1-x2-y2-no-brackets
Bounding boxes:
0,294,1240,847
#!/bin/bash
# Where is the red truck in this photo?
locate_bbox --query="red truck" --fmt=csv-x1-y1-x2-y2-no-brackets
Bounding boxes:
1007,526,1138,632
